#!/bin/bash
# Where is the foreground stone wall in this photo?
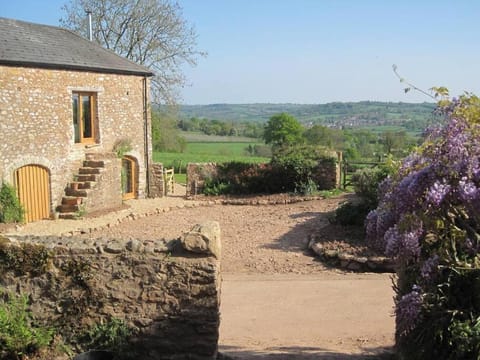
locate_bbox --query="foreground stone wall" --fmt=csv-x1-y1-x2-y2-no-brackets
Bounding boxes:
0,222,221,359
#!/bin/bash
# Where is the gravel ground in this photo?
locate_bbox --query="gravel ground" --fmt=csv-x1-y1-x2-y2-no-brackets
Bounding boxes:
79,195,347,274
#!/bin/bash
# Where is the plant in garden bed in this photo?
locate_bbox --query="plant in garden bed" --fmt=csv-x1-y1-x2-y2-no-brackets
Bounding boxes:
365,92,480,359
78,318,133,359
0,292,54,359
332,161,394,226
0,183,24,224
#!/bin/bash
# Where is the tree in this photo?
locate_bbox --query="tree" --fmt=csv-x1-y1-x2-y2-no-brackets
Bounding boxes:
380,130,406,155
61,0,205,103
263,113,304,148
151,109,186,152
304,124,344,149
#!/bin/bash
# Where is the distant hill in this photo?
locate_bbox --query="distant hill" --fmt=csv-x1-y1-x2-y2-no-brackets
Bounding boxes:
179,102,437,131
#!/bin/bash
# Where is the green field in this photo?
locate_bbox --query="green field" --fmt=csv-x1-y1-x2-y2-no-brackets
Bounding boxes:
182,132,260,143
154,141,269,182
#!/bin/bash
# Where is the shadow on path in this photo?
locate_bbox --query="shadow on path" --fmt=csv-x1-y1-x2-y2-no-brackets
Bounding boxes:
219,345,396,359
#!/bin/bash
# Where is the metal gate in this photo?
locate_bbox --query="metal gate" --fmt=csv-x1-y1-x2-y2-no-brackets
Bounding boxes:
14,164,51,222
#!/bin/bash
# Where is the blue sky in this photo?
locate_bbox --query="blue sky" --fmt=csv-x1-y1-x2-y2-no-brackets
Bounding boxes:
2,0,479,104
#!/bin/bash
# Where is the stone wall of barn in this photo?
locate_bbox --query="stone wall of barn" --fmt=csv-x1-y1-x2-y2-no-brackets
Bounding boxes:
0,65,152,217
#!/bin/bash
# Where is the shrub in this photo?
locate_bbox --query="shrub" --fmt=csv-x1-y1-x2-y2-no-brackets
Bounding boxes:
0,292,54,359
365,93,480,359
331,201,371,227
271,145,334,193
351,166,391,208
80,318,132,358
294,178,318,196
200,146,337,196
0,183,24,223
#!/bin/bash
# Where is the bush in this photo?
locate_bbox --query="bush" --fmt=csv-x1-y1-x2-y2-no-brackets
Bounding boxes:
331,201,371,226
365,93,480,359
271,145,334,193
351,166,390,208
200,146,337,196
0,292,54,359
0,183,24,223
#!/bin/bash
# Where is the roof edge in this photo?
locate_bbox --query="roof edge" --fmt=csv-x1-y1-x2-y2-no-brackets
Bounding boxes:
0,60,155,77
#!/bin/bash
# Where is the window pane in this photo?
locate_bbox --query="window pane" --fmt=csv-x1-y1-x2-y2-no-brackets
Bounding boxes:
72,94,80,143
82,95,92,139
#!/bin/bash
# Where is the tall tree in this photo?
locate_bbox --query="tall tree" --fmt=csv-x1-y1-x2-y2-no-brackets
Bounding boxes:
263,113,304,148
61,0,205,103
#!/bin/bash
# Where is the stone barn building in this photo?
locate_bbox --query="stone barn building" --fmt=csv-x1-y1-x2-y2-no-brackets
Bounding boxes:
0,17,155,222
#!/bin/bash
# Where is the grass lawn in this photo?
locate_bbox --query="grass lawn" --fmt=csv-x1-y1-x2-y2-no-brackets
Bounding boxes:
154,141,269,173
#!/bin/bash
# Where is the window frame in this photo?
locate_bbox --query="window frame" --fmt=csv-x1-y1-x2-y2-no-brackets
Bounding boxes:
72,91,96,144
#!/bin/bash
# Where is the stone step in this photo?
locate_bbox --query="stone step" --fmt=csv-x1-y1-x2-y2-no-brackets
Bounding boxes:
65,188,88,197
57,204,81,213
83,160,105,168
78,167,101,175
61,196,83,205
71,181,95,190
76,174,97,182
59,213,77,220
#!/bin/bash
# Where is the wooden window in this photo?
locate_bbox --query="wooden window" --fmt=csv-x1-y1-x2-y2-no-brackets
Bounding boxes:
72,92,96,143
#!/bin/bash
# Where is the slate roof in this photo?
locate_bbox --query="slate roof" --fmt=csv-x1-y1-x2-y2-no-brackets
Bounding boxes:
0,17,154,76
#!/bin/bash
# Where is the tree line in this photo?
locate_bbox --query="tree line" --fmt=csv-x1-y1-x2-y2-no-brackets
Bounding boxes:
263,113,417,161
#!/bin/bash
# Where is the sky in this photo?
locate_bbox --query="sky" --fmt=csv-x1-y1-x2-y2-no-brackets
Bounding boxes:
1,0,480,105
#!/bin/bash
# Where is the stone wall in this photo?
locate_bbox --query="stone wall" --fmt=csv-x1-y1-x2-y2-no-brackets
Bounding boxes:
186,163,218,197
82,153,123,211
0,65,152,216
0,222,221,359
312,155,341,190
149,163,165,198
185,158,341,196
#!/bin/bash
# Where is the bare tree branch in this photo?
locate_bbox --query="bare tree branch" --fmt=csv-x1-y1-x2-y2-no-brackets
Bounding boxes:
60,0,206,104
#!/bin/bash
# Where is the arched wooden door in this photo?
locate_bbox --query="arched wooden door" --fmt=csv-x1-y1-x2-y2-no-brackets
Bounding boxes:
14,165,51,222
122,156,137,200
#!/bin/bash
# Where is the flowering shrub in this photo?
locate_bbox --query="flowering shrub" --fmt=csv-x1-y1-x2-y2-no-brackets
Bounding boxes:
365,93,480,359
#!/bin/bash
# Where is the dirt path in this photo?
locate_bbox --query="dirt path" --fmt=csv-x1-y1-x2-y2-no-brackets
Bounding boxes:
219,273,394,359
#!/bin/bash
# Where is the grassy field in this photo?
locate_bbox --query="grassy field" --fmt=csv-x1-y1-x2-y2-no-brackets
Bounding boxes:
182,132,260,143
154,139,269,183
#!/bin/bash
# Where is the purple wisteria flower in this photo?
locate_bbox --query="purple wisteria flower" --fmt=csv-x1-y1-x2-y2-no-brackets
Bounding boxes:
385,224,422,260
395,286,423,337
458,177,479,202
420,255,440,282
426,181,451,206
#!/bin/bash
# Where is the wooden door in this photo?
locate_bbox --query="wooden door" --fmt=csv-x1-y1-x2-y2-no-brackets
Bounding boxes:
122,157,137,200
14,165,51,222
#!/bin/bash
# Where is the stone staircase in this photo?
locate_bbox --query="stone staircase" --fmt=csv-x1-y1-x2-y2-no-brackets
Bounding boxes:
57,158,105,219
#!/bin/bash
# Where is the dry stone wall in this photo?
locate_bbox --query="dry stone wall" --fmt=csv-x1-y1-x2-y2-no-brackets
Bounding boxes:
149,163,165,198
0,222,221,360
